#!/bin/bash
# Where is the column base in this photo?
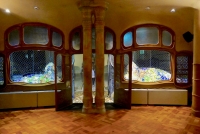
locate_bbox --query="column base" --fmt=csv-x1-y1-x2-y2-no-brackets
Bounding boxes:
95,97,106,114
191,108,200,117
82,97,93,113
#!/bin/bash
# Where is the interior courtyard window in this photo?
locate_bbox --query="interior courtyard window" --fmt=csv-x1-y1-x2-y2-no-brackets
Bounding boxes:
136,27,159,45
23,26,48,45
124,50,171,82
10,50,62,83
8,29,20,46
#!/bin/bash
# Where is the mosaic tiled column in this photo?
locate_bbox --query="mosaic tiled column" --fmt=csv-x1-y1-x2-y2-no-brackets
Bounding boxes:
192,9,200,117
79,5,93,113
94,7,107,113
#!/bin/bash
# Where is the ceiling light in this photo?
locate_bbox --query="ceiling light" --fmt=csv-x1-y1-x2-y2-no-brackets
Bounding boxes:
34,6,39,10
171,8,175,12
5,9,10,13
146,6,150,10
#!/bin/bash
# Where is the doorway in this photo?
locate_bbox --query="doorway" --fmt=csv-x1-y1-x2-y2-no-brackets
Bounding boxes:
72,54,114,103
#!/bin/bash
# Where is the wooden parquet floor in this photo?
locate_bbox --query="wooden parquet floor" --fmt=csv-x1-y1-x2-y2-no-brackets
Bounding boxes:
0,106,200,134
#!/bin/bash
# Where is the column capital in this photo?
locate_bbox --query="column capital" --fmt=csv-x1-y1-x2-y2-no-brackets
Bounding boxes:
78,0,109,10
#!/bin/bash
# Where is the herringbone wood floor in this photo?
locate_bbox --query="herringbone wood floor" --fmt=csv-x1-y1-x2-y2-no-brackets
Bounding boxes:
0,106,200,134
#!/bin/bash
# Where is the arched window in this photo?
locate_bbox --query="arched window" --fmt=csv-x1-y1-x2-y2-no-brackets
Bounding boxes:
5,22,64,84
122,24,192,87
69,26,116,54
122,24,175,83
122,24,175,49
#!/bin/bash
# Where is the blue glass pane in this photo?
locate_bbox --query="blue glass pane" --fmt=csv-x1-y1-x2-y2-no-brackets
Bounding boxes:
123,32,133,47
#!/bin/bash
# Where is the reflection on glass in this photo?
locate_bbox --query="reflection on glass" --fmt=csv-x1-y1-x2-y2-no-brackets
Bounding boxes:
9,29,19,46
105,31,113,50
24,26,48,45
107,54,114,102
10,50,62,83
72,54,83,103
162,30,172,46
72,32,80,50
52,31,62,47
57,54,62,80
124,50,171,82
136,27,159,45
123,31,132,47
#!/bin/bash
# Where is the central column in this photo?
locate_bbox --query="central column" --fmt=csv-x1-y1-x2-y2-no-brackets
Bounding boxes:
79,5,93,113
94,7,107,113
192,9,200,117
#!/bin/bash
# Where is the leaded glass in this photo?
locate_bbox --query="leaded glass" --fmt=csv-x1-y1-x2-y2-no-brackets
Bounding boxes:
136,27,159,45
9,29,19,46
24,26,48,45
